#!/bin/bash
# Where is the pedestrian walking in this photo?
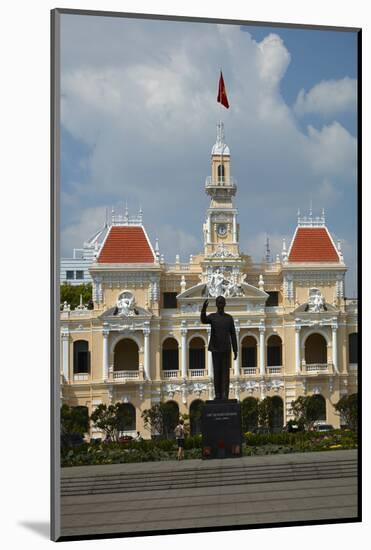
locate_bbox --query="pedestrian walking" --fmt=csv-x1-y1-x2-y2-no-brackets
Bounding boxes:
174,419,185,461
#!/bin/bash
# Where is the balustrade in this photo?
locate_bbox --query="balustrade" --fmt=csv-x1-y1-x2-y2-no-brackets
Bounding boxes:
304,363,333,374
266,366,282,374
242,367,257,376
73,373,89,381
162,370,180,379
113,370,141,380
188,369,207,378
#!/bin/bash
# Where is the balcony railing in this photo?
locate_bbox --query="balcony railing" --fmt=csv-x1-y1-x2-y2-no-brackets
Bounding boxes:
205,176,237,188
162,370,180,379
164,263,190,271
73,373,89,381
113,370,141,380
188,369,207,378
242,367,257,376
303,363,333,374
266,366,282,375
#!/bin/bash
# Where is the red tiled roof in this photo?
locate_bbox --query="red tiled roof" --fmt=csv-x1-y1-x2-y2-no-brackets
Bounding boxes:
97,226,155,263
288,227,340,262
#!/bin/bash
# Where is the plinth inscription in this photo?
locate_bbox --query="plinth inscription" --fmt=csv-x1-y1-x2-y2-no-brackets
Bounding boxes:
201,400,242,459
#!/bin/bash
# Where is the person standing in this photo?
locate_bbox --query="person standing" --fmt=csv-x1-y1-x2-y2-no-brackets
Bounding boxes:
174,419,185,460
201,296,238,400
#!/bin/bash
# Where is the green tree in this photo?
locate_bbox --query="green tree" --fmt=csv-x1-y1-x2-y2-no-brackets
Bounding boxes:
333,393,358,430
189,402,204,435
290,395,326,431
258,396,274,430
241,397,259,432
61,404,89,447
60,282,93,310
141,402,179,439
116,403,136,432
90,403,134,442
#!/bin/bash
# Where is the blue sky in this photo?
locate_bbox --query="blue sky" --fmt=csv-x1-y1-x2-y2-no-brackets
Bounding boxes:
60,15,358,295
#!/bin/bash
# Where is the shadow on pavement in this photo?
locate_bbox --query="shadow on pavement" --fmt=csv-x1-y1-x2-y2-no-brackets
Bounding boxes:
18,521,50,539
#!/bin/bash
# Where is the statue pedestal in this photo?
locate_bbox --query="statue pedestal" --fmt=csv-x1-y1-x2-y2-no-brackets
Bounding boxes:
201,399,242,459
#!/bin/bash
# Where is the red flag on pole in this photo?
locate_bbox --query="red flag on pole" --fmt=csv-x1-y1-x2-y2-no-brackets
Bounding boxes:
217,71,229,109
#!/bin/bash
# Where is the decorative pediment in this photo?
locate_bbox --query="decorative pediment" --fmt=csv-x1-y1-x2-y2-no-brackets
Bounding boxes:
176,282,268,301
98,305,152,320
292,301,338,316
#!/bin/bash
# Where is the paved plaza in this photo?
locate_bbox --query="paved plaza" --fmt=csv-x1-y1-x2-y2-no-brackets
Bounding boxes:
60,450,358,537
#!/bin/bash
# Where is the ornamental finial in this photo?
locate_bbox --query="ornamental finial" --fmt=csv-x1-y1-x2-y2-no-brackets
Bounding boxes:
216,120,225,144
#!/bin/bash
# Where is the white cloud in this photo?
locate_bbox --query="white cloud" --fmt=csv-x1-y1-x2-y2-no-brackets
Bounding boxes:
294,77,356,117
154,224,201,263
61,206,107,256
257,33,291,90
317,178,342,204
59,18,357,291
305,121,356,180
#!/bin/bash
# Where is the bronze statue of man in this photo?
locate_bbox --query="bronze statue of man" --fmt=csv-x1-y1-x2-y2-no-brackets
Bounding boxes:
201,296,238,400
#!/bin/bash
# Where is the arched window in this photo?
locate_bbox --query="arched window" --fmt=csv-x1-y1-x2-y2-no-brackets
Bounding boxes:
305,334,327,364
190,400,204,436
114,339,139,371
73,340,90,374
310,394,326,421
267,335,282,366
241,336,257,368
162,338,179,371
217,164,225,182
189,337,205,370
349,333,358,364
117,403,136,432
241,397,259,432
162,401,179,439
271,396,284,432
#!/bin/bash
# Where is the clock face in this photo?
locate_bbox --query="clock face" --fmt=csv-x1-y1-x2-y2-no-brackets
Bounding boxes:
217,224,227,237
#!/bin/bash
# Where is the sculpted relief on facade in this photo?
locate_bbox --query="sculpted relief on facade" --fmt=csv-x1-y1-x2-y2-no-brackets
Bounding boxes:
116,291,137,316
307,288,326,313
206,267,245,298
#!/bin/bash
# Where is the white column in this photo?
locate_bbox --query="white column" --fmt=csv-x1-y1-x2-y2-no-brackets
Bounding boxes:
208,350,213,379
102,327,109,381
295,325,301,374
207,215,211,244
61,328,69,381
259,327,265,376
181,328,187,379
206,326,213,378
232,214,237,242
144,328,151,380
234,328,240,377
332,322,339,374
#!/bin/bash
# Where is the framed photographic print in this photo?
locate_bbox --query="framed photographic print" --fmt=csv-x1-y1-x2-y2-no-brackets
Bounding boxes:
51,8,361,542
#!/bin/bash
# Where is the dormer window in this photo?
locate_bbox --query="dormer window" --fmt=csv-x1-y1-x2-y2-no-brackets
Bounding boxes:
266,291,279,307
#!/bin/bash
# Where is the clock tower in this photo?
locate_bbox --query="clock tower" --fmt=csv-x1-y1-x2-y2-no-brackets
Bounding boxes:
203,121,240,258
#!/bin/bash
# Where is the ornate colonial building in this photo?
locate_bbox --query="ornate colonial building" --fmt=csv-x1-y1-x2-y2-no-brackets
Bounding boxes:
60,122,358,438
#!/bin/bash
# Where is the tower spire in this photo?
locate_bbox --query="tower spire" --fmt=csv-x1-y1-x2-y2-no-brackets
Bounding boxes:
265,236,271,263
216,120,225,145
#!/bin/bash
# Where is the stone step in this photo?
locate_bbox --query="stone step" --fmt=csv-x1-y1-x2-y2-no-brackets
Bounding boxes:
61,459,357,496
60,478,358,536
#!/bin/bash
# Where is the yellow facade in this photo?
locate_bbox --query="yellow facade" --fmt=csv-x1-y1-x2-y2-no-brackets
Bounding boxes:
60,122,358,438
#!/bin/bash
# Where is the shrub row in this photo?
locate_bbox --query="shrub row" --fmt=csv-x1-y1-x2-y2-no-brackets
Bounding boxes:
61,430,356,467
